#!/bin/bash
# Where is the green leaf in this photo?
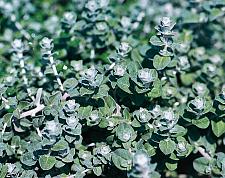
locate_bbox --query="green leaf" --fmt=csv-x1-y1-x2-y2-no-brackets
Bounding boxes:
21,152,37,166
209,8,224,21
20,170,37,178
52,139,69,152
211,120,225,137
94,74,104,87
170,125,187,137
44,66,54,74
80,87,95,96
147,80,161,98
127,61,139,78
165,161,177,171
180,73,195,86
11,136,20,147
151,171,161,178
144,143,156,156
99,96,116,116
55,160,65,168
18,101,31,110
116,123,134,142
0,86,7,96
150,36,164,46
20,118,32,127
0,165,7,178
131,48,143,63
182,12,201,24
159,139,176,155
62,153,74,163
45,92,62,106
193,157,210,174
117,74,132,94
93,84,109,99
104,96,116,112
112,149,132,170
153,55,171,70
78,106,92,119
3,113,13,126
93,166,102,176
192,117,210,129
39,155,56,170
63,78,78,89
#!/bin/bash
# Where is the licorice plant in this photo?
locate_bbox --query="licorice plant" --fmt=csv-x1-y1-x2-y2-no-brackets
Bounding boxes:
0,0,225,178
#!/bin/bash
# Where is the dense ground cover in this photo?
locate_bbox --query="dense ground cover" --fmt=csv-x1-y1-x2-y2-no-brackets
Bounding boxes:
0,0,225,177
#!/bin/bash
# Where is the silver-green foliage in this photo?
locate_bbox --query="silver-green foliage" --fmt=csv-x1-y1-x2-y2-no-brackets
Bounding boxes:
0,0,225,178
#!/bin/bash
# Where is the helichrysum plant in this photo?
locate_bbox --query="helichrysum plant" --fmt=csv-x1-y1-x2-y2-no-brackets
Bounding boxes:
0,0,225,178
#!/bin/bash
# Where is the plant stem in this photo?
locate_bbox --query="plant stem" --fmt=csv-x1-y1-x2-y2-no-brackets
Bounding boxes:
197,147,211,160
20,104,45,118
49,56,64,91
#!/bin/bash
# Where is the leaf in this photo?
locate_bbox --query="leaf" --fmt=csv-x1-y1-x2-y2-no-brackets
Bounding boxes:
138,44,151,56
165,161,177,171
209,8,224,21
20,170,37,178
62,153,74,163
127,61,139,79
21,152,37,166
44,66,54,75
7,97,17,106
117,74,132,94
151,171,161,178
45,92,62,106
55,160,65,168
18,101,31,110
192,117,210,129
0,165,7,178
39,155,56,170
93,166,102,176
11,136,20,147
0,85,7,95
159,139,176,155
112,149,132,170
63,78,78,89
153,55,171,70
52,139,69,151
78,106,92,119
150,36,164,46
20,118,32,127
94,74,104,87
193,157,210,174
170,125,187,137
116,123,134,142
211,120,225,137
131,48,143,63
147,80,161,98
93,84,109,99
180,73,195,86
3,113,13,126
182,12,201,24
99,96,116,115
144,143,156,156
104,96,116,112
79,86,95,95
